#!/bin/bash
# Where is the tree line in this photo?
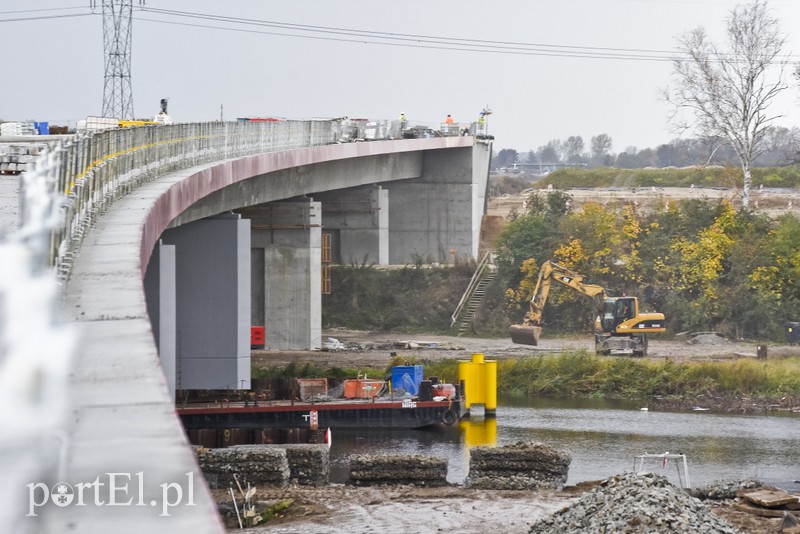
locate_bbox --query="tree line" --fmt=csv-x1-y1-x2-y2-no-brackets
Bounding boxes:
493,127,800,172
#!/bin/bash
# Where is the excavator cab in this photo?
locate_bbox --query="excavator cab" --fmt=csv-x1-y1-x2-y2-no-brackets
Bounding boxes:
599,297,637,333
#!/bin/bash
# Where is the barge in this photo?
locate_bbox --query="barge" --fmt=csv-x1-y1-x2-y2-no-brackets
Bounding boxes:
178,397,465,431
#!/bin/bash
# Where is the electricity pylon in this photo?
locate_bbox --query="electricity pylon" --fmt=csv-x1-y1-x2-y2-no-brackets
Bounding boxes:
93,0,141,119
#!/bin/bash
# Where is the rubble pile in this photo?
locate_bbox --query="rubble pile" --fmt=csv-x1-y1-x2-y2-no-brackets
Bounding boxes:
348,454,448,486
529,472,739,533
196,445,290,488
468,441,570,490
689,479,763,500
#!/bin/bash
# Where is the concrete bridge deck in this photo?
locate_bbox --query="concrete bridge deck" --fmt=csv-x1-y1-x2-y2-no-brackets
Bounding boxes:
23,134,488,532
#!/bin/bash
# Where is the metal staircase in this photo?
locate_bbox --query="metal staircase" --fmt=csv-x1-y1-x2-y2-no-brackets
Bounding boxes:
451,252,496,335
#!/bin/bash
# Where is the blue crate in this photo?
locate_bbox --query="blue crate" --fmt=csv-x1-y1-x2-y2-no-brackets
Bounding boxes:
391,365,424,396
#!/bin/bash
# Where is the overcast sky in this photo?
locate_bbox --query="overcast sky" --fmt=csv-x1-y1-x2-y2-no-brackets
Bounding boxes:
1,0,799,153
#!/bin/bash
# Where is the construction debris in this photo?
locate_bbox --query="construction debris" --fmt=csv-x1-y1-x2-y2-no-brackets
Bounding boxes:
689,479,763,500
0,143,45,175
741,487,800,509
529,471,739,533
732,487,800,521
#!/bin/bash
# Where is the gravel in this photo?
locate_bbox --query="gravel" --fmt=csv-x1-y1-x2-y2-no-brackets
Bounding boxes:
529,471,740,533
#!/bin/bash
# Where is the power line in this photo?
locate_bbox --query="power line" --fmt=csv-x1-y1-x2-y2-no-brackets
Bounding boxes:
135,6,800,62
134,18,682,61
139,6,681,59
0,12,96,23
0,6,88,15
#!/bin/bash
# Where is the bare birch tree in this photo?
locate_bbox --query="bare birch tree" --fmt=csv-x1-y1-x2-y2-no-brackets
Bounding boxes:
666,0,788,208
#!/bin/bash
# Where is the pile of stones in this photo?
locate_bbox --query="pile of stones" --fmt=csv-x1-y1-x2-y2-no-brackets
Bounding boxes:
279,444,330,486
529,472,739,533
468,441,571,490
196,444,330,488
196,445,289,489
689,479,763,500
348,454,448,486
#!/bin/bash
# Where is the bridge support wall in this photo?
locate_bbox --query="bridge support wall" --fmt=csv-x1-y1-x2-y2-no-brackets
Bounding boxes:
387,146,480,263
246,200,322,350
161,214,251,389
143,241,177,400
315,186,389,265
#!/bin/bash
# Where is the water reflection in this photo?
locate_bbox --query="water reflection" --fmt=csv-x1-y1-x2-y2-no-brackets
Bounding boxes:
328,397,800,489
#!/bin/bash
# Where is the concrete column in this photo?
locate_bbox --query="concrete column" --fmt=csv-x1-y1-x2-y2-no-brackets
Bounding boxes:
386,146,482,264
161,213,251,390
316,186,389,265
143,241,177,401
246,200,322,350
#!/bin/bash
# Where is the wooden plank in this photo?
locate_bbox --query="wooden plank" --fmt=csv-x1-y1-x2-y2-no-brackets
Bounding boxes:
733,502,798,518
742,488,800,508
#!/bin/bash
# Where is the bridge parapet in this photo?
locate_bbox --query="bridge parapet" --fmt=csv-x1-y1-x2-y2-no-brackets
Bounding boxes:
0,117,483,531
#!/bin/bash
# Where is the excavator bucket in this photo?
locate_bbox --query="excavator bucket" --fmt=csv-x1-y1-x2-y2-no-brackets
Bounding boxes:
509,324,541,345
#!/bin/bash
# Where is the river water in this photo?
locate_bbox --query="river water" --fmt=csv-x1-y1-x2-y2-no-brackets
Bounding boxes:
328,396,800,490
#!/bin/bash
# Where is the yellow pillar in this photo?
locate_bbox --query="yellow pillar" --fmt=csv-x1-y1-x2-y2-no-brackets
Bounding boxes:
458,353,497,412
484,358,497,413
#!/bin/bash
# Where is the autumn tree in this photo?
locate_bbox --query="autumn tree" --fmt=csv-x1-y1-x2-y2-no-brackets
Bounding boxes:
666,0,789,208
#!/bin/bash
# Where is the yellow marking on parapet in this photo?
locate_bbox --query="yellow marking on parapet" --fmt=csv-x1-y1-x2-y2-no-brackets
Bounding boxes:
64,134,219,195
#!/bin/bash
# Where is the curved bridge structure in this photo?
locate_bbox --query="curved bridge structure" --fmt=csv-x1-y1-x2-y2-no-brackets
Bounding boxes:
1,119,491,532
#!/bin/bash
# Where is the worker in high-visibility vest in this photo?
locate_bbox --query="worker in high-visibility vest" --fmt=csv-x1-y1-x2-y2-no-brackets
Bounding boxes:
477,114,485,133
445,114,454,125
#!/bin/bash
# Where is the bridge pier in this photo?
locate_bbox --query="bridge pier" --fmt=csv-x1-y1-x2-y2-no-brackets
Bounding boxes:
316,185,389,265
160,214,251,390
143,241,177,400
387,146,487,263
244,200,323,350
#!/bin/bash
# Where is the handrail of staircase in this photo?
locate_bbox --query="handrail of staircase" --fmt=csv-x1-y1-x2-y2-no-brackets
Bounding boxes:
450,251,492,328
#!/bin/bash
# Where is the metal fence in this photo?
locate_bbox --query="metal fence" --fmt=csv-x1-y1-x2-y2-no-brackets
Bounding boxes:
0,117,395,529
47,120,351,284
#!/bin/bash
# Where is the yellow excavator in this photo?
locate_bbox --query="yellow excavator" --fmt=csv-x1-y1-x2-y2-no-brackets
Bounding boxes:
509,260,665,356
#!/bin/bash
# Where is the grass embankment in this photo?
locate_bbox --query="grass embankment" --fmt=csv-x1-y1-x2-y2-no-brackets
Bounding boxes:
254,352,800,410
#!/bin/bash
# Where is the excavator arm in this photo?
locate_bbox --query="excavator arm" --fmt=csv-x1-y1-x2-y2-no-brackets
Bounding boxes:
510,260,606,346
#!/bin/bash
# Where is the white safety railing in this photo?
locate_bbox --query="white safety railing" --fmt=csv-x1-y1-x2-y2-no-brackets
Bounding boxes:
0,116,420,528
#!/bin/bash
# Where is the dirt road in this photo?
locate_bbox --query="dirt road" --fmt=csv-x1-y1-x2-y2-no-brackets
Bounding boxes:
253,329,800,370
